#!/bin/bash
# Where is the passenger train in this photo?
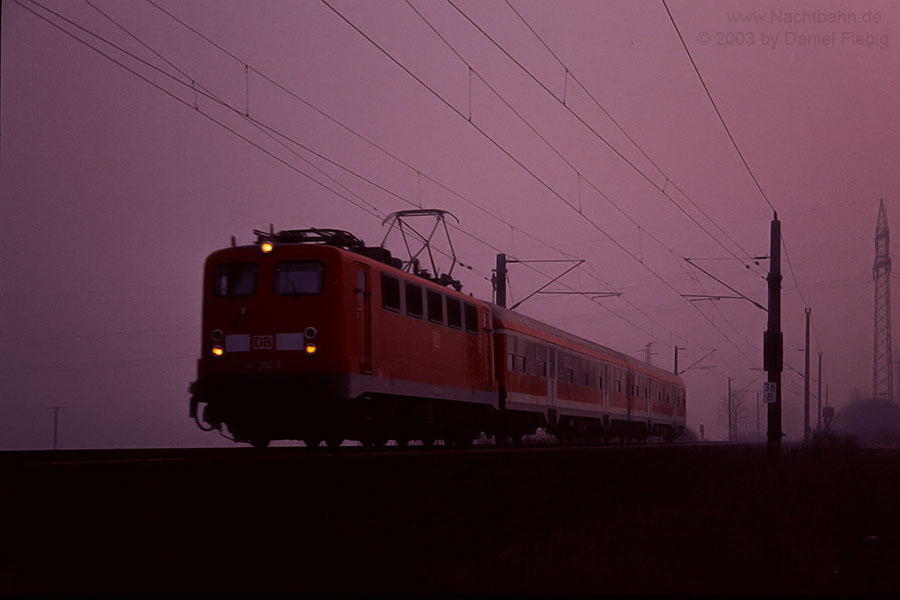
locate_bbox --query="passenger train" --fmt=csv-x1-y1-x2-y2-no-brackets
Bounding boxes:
189,228,686,447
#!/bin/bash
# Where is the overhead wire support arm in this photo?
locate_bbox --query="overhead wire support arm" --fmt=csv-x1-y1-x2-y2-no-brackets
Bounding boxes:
509,259,584,310
682,294,744,302
679,348,718,374
684,258,767,312
540,291,623,297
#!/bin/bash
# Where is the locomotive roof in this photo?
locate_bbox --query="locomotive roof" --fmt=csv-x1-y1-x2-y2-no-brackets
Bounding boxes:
491,303,683,386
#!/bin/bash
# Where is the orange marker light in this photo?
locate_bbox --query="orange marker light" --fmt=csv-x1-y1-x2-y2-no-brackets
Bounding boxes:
212,346,224,357
305,343,317,355
260,241,274,253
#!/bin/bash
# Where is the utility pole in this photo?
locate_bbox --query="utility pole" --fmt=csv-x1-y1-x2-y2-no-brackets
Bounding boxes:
817,352,823,432
757,391,760,441
48,406,63,450
804,307,811,443
765,214,783,458
674,346,684,375
495,253,507,308
644,341,657,365
728,376,733,442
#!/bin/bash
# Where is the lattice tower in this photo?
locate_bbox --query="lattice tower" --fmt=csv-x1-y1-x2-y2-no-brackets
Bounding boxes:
873,198,893,402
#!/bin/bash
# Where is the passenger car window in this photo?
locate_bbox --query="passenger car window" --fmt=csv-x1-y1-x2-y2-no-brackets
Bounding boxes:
213,262,258,297
274,261,324,295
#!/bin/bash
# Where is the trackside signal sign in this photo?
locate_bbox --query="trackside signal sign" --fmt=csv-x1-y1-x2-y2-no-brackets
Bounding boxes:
764,382,777,404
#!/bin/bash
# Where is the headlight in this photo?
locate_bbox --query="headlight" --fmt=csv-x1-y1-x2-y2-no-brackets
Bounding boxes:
305,343,317,355
212,345,224,357
260,241,274,253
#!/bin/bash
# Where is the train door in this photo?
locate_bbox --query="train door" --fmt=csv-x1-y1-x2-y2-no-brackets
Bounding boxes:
355,264,373,373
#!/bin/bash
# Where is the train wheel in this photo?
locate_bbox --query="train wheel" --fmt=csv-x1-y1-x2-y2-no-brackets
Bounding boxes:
305,438,321,449
251,438,270,449
326,438,343,448
420,436,435,447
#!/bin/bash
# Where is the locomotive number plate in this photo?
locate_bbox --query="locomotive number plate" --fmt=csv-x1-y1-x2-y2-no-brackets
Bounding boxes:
245,360,282,370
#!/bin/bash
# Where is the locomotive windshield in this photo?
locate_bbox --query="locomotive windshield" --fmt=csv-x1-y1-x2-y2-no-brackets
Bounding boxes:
274,261,324,295
213,262,258,297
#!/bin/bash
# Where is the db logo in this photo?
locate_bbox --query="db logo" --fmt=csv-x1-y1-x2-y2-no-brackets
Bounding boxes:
252,335,274,350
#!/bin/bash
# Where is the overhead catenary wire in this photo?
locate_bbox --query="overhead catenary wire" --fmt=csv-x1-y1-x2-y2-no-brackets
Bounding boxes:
660,0,818,369
661,0,812,315
449,0,768,280
141,0,694,348
367,0,760,365
25,0,738,361
16,0,387,222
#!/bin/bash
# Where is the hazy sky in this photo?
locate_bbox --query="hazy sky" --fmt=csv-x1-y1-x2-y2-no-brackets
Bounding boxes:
2,0,899,448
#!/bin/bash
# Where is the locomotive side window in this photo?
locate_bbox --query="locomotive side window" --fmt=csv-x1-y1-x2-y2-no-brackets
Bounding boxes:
381,274,401,311
427,290,444,324
464,303,478,333
447,297,462,329
213,262,258,297
517,338,526,373
405,282,423,318
274,261,323,295
506,334,516,372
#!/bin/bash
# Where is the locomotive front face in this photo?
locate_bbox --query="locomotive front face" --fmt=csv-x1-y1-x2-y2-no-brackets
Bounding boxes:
198,246,342,376
190,243,356,444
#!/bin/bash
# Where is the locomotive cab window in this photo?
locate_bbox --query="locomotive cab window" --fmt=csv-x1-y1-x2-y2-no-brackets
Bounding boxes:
427,290,444,324
381,274,401,311
406,282,423,318
274,261,324,295
213,262,258,297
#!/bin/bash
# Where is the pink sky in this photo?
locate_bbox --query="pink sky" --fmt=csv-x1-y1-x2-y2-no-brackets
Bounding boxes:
2,0,899,448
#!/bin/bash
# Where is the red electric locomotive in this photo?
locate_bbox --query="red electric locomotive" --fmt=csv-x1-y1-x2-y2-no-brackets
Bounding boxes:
190,227,686,447
189,228,496,448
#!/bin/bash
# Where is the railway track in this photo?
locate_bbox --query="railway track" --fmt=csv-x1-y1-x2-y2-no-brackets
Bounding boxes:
3,438,886,596
0,439,762,468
